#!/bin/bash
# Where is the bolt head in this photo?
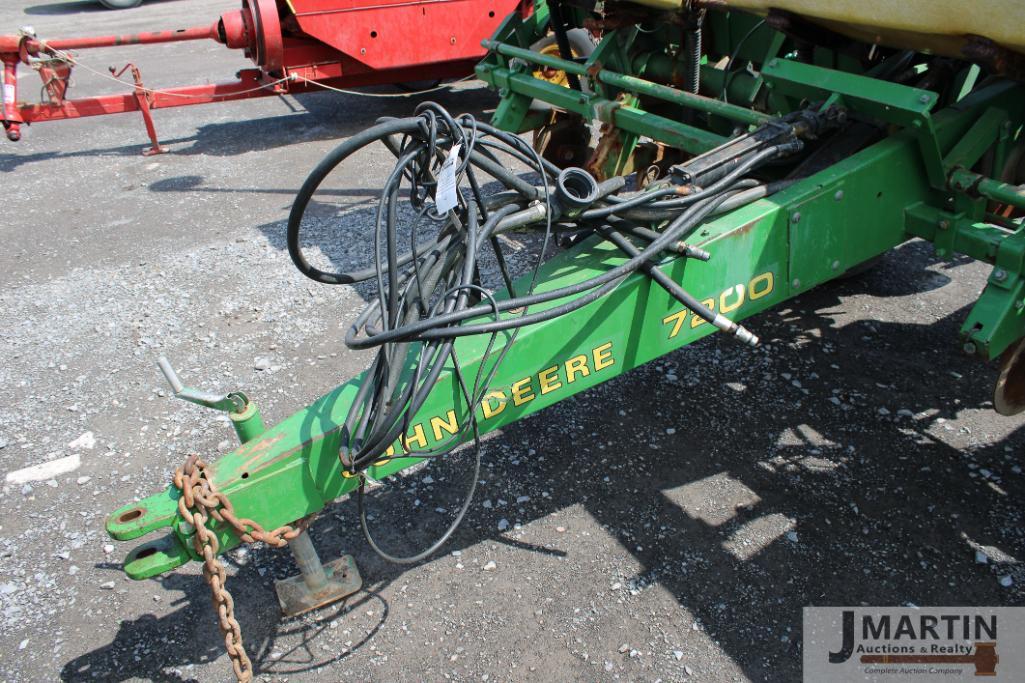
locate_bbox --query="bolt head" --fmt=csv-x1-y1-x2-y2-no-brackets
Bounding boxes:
831,260,840,270
792,278,800,288
790,212,801,224
994,268,1007,281
834,190,844,201
919,94,930,103
938,220,950,230
963,341,977,355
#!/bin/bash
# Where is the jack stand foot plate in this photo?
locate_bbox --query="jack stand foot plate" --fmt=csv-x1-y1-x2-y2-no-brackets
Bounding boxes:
274,554,362,617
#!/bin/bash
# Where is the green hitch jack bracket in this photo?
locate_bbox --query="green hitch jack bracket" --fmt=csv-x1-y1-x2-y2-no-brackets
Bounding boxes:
229,400,266,445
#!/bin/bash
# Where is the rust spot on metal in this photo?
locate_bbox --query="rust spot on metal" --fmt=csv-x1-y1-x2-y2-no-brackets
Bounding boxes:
962,35,1025,80
725,217,762,241
237,432,287,470
240,425,346,478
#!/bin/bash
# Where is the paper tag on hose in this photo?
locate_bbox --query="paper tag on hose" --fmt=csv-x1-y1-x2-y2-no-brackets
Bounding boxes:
2,84,14,105
435,143,461,214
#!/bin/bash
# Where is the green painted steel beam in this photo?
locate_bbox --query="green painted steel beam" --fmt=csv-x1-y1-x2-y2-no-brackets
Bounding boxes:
760,58,939,126
476,63,727,154
106,78,1024,579
480,39,772,127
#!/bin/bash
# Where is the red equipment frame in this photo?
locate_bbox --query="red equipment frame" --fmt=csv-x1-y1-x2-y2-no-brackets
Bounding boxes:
0,0,517,153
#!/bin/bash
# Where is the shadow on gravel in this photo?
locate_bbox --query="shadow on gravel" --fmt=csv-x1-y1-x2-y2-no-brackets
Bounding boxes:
148,174,380,199
59,239,1025,681
22,0,115,15
23,0,182,15
0,86,495,173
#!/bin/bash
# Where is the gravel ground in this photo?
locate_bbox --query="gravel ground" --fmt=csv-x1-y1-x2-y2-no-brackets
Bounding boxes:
2,2,1025,682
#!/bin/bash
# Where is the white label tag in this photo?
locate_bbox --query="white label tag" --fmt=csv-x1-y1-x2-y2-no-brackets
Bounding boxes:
2,84,14,105
435,143,461,213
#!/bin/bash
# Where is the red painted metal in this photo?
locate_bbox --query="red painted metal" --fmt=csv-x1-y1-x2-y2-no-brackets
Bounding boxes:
35,58,73,105
249,0,285,71
0,0,515,151
111,63,168,156
22,25,220,53
289,0,507,70
2,55,21,141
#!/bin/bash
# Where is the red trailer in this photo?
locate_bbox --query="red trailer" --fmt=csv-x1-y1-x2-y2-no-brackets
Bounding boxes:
0,0,521,154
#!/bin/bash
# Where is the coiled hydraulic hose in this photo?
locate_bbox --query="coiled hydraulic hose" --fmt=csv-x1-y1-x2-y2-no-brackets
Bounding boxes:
286,102,802,563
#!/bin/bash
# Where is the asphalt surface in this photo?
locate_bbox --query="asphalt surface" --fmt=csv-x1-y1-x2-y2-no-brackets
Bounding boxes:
2,2,1025,682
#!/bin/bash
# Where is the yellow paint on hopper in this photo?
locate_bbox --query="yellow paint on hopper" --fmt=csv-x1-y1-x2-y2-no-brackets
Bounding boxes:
723,0,1025,58
625,0,1025,58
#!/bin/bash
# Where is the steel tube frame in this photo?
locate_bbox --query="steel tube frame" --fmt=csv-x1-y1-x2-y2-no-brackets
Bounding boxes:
476,63,728,155
14,59,478,125
481,39,773,126
949,167,1025,210
23,26,219,53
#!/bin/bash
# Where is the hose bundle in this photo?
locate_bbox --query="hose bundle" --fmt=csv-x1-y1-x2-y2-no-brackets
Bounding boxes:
286,102,802,562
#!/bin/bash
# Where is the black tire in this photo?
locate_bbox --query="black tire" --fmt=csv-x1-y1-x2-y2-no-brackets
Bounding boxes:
99,0,143,9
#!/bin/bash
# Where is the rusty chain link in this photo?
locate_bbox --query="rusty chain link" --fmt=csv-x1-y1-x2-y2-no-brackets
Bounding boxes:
173,454,309,683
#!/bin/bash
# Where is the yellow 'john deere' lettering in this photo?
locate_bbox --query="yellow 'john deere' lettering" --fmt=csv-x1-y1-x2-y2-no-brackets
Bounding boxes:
366,272,778,469
379,340,618,459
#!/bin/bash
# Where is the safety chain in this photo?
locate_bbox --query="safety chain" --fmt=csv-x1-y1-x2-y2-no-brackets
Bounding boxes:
173,455,309,683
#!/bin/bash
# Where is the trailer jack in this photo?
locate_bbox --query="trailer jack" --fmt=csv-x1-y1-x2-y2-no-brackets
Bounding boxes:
157,358,361,621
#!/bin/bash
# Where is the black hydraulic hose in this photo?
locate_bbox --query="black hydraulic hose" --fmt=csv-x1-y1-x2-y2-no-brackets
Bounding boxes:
598,226,758,345
582,145,787,220
287,118,424,285
344,186,748,347
285,103,803,567
546,0,583,92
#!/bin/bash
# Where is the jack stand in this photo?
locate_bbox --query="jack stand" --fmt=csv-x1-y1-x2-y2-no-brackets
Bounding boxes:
157,356,363,616
274,531,362,617
111,63,167,156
